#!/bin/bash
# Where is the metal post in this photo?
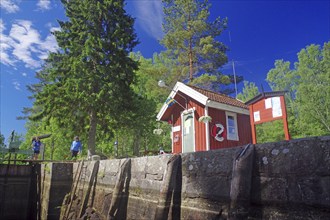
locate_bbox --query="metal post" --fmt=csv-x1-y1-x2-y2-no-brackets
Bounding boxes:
42,143,46,160
114,140,118,158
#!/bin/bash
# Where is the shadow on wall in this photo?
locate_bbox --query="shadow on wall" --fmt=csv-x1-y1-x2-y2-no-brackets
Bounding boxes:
154,154,182,220
183,144,255,219
107,158,131,219
171,155,182,220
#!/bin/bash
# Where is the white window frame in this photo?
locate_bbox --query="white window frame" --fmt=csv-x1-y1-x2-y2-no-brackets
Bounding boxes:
226,112,239,141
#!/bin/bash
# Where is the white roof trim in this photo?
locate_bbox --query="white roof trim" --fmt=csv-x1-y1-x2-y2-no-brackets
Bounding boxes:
174,82,209,105
157,82,208,120
156,82,249,120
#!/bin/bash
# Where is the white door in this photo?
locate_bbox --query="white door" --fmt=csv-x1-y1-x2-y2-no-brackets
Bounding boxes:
182,111,195,153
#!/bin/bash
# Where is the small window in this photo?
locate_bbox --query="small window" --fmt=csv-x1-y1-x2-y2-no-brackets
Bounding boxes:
226,112,238,141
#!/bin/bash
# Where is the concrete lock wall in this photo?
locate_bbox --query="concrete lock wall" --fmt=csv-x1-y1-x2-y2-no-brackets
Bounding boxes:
0,164,40,220
39,136,330,219
250,136,330,219
40,162,73,220
42,137,330,219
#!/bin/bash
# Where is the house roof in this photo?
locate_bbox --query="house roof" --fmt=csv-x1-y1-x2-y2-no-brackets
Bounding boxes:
245,91,287,105
188,85,249,109
156,82,249,121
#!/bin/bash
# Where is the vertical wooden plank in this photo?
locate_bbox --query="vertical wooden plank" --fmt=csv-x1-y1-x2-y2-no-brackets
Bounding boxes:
281,96,290,140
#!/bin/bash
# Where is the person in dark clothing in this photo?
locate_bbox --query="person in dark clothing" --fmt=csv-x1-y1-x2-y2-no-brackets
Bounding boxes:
32,137,41,160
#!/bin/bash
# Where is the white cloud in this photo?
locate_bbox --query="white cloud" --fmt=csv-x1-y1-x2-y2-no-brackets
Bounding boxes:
37,0,51,11
0,19,59,70
9,20,42,68
0,19,17,66
0,0,19,13
12,80,21,90
22,72,27,77
0,19,5,31
38,34,59,60
133,0,164,40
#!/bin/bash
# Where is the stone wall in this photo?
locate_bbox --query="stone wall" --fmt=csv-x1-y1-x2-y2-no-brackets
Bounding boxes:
250,136,330,219
41,136,330,219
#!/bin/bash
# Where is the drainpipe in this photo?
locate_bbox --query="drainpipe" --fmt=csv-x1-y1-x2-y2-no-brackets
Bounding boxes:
205,106,210,151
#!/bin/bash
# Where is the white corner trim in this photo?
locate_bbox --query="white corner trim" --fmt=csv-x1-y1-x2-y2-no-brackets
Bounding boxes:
205,106,210,151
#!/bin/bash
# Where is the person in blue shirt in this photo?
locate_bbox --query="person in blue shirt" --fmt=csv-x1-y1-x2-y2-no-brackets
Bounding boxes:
71,136,82,159
32,137,41,160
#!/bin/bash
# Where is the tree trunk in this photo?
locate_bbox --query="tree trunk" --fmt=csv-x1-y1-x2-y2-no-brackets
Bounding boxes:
189,39,193,82
189,20,194,83
87,109,97,156
188,14,193,82
132,131,141,156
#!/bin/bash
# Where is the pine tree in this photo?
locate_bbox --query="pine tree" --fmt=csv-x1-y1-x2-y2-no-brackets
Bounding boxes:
161,0,241,93
30,0,139,155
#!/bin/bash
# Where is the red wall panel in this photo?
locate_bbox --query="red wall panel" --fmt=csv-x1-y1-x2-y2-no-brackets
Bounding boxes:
208,108,251,150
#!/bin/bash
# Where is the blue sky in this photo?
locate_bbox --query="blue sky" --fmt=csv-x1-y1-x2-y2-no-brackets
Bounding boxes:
1,0,329,141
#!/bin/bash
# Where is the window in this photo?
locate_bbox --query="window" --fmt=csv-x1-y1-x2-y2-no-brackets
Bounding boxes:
226,112,238,141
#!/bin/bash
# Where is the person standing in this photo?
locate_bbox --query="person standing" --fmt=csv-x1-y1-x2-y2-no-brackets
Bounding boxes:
71,136,82,159
32,137,41,160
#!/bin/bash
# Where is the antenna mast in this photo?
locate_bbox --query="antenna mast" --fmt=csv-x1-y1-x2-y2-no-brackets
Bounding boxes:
229,31,238,97
232,60,238,98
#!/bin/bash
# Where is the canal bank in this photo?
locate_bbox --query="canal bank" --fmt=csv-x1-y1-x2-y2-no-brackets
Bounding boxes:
1,136,329,219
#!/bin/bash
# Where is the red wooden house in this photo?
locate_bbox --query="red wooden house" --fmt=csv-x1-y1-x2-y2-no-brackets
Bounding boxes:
156,82,252,153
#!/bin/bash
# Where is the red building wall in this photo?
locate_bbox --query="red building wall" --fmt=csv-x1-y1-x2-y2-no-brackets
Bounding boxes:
208,107,251,150
193,101,206,152
171,103,182,154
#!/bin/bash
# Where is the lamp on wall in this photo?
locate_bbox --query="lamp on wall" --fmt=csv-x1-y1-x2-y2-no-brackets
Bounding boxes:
158,80,187,109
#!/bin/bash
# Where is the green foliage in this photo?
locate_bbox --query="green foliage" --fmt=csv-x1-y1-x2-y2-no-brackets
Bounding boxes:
127,52,173,155
266,42,330,138
256,120,285,143
0,132,26,162
236,81,260,102
293,42,330,136
0,133,5,148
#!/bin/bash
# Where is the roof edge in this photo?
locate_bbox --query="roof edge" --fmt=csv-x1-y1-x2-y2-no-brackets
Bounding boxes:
245,91,287,105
